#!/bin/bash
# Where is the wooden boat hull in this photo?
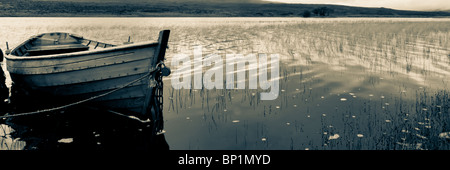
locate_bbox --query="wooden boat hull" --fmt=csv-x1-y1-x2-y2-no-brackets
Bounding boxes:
5,31,170,120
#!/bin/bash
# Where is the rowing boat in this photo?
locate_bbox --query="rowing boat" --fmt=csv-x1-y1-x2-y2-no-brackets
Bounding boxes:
4,30,170,123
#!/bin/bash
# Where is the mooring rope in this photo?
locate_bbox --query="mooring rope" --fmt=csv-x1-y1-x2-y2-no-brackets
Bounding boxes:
0,68,158,119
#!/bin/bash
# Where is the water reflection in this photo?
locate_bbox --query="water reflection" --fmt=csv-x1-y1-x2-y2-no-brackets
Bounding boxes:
161,18,450,150
0,17,449,150
1,106,169,150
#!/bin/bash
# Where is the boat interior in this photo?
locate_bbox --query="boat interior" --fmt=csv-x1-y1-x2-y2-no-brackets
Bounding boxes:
12,32,116,57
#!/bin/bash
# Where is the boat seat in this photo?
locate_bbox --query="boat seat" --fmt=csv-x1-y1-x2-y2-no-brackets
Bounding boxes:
26,44,89,56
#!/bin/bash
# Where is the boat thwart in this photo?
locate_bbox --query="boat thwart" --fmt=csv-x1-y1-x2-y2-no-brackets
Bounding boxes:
4,30,170,127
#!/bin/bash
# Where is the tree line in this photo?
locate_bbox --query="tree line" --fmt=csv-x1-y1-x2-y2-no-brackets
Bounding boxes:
302,7,334,17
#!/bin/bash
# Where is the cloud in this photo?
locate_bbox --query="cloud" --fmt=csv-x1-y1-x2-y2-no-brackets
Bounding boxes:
263,0,450,11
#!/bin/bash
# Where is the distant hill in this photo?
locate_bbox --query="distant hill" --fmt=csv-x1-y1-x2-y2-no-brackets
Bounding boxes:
1,0,449,17
33,0,264,3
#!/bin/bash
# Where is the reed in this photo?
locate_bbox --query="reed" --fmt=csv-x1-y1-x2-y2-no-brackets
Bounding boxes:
1,18,449,149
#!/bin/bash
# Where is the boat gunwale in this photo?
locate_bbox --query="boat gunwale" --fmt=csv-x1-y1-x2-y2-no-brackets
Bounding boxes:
5,30,170,117
5,33,159,61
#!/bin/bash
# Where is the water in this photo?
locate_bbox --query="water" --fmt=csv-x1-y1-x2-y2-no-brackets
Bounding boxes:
1,17,450,150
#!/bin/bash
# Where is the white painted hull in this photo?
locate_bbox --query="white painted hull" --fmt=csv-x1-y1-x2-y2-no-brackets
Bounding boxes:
5,30,170,118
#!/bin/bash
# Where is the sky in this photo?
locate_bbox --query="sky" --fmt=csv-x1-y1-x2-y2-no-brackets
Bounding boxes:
263,0,450,11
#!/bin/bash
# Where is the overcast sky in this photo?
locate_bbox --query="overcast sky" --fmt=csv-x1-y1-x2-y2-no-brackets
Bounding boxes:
263,0,450,11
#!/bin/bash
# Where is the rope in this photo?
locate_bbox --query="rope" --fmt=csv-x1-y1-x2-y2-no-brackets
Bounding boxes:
0,68,158,119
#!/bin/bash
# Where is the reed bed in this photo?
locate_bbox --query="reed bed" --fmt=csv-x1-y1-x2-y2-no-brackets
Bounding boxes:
0,18,449,150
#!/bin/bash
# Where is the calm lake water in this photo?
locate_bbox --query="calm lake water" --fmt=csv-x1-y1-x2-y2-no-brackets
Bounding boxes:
1,17,450,150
